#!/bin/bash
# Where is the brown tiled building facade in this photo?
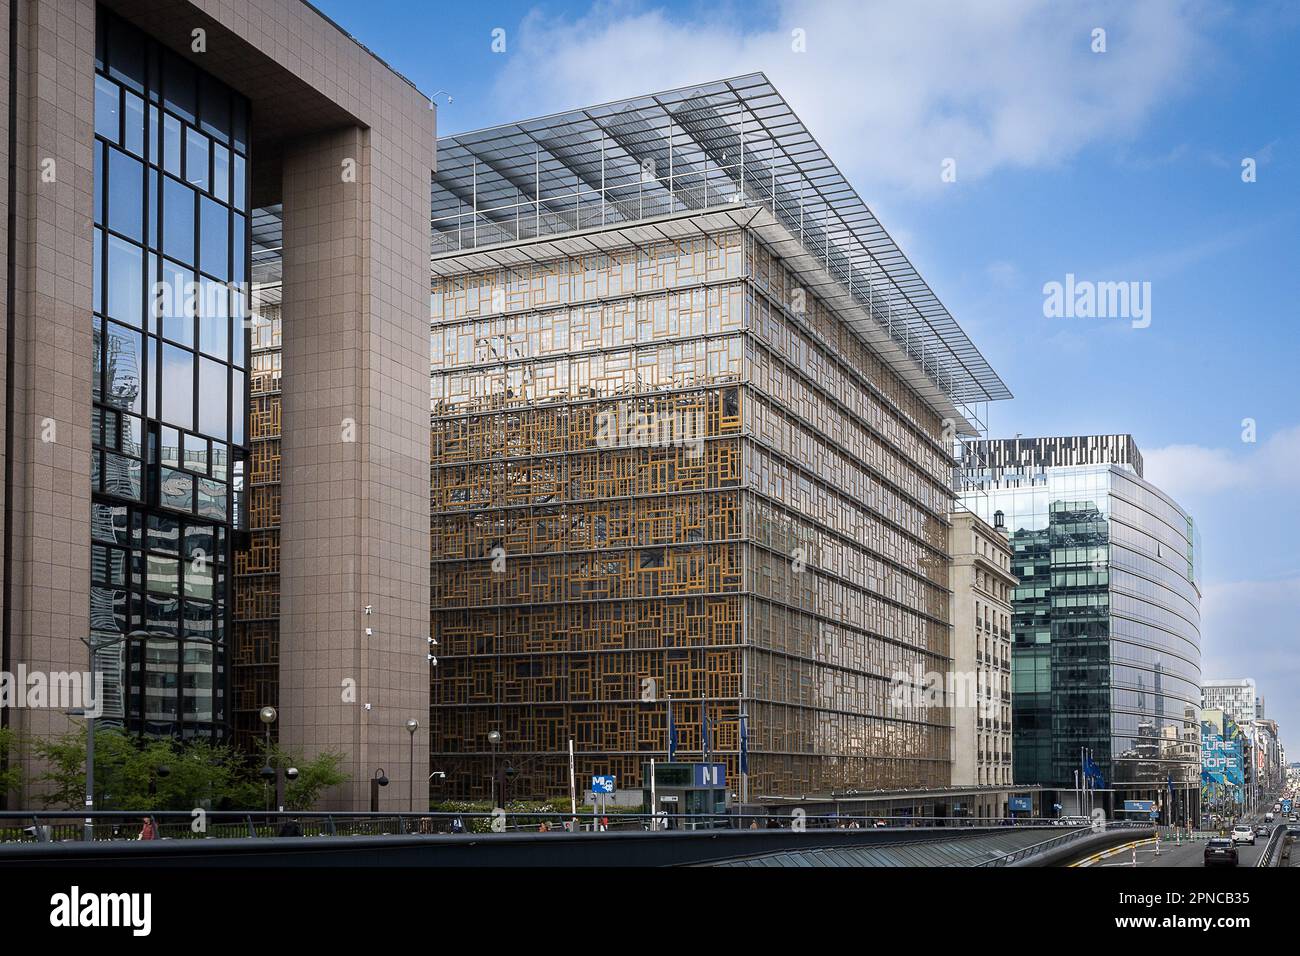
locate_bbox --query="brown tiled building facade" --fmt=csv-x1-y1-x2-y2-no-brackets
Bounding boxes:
0,0,435,809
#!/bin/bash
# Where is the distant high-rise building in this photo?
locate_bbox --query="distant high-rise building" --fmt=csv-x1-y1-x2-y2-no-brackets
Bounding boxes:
959,435,1202,820
1202,679,1258,730
1202,681,1282,809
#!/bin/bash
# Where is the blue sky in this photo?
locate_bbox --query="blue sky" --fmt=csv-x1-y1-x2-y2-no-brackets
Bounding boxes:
316,0,1300,750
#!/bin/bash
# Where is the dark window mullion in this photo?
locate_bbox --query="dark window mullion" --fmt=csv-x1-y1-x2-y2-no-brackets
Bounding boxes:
192,182,200,456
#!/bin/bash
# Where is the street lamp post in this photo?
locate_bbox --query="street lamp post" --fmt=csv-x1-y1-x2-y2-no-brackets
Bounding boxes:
69,630,134,841
405,718,420,812
487,729,502,808
259,706,278,810
370,769,389,812
63,706,95,843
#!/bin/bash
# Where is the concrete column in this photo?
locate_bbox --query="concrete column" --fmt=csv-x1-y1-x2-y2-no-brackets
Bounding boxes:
279,121,430,810
1,0,96,797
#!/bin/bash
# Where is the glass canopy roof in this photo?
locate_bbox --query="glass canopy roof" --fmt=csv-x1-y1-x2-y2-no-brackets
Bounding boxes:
430,72,1012,409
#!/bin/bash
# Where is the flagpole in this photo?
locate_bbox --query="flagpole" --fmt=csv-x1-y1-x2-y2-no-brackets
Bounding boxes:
701,697,709,761
667,695,674,762
1086,748,1093,817
1089,749,1095,817
1080,747,1086,816
740,710,749,806
650,757,657,831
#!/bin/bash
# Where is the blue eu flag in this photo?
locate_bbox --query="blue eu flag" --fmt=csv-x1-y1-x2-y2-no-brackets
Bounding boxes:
667,697,678,760
701,701,712,759
739,714,749,775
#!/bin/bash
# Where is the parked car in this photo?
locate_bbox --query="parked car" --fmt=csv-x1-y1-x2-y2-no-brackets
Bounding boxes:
1232,824,1256,846
1204,838,1239,867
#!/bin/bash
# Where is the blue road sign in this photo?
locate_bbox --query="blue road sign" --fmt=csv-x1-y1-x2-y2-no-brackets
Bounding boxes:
693,763,725,787
591,775,616,794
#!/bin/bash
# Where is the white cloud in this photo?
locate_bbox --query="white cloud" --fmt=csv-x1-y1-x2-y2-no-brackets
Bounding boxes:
1144,424,1300,502
1200,576,1300,752
492,0,1216,192
1143,444,1249,497
985,260,1022,290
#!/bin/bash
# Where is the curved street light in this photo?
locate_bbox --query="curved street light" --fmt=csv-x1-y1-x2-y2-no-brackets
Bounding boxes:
370,768,389,812
405,719,420,812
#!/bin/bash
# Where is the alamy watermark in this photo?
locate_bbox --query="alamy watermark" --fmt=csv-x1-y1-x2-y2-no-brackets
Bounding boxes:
1042,273,1151,329
0,666,103,716
150,274,251,324
50,886,151,936
594,406,705,458
889,668,1001,719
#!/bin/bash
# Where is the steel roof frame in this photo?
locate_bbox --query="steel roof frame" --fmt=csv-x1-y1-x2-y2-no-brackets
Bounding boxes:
431,72,1012,407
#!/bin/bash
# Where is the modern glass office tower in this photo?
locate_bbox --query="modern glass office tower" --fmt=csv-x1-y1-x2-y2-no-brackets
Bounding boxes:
428,75,1010,801
960,436,1203,820
90,11,250,738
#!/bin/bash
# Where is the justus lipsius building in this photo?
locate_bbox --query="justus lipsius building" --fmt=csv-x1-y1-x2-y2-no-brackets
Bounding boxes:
1,0,435,808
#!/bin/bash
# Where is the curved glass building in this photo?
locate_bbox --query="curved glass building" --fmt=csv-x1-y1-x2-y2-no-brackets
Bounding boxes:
959,435,1202,822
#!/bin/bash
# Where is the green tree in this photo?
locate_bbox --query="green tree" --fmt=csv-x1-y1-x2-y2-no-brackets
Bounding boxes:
0,727,22,799
30,728,88,809
262,742,349,811
33,727,261,811
285,751,348,810
29,727,349,812
156,738,261,810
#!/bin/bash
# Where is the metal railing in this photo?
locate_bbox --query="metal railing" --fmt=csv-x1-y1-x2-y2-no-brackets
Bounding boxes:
1258,824,1291,867
0,810,1067,846
976,827,1093,867
976,820,1149,867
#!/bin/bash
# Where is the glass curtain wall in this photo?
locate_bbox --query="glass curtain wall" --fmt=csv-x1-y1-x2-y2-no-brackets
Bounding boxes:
90,8,249,739
963,463,1201,802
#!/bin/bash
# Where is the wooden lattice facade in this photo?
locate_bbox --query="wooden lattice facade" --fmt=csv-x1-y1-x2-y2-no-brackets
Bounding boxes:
430,225,955,801
231,297,281,749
